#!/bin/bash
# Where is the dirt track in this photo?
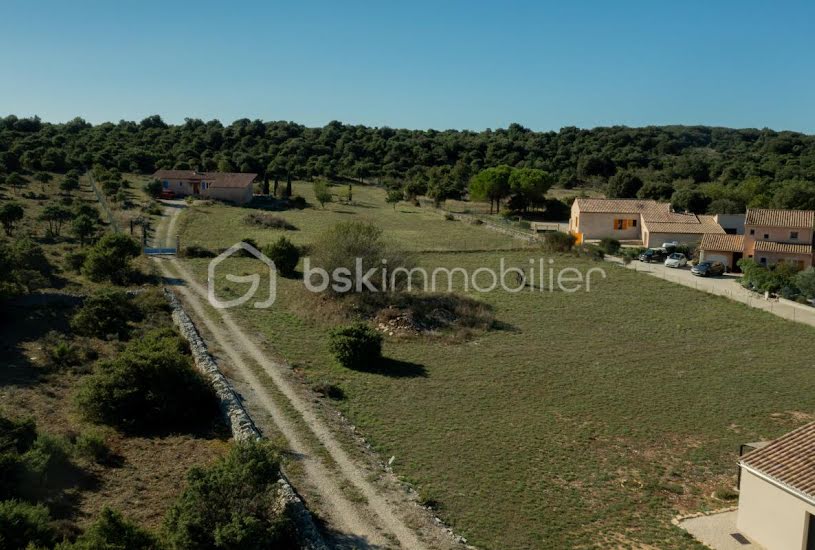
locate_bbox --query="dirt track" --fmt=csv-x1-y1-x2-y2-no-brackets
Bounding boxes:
153,201,463,550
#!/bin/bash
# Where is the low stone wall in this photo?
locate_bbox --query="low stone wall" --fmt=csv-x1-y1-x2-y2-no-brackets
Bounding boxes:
164,288,327,550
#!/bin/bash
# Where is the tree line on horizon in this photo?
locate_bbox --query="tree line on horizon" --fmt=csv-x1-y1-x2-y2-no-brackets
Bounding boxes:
1,114,815,213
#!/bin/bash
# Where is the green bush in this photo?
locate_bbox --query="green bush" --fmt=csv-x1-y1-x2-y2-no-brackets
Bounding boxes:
540,231,576,253
243,213,297,230
57,507,158,550
263,237,300,277
82,233,141,285
21,434,74,497
76,329,218,434
714,487,739,501
598,237,621,255
65,250,87,273
133,287,170,318
145,179,162,198
327,322,383,370
73,429,111,464
573,244,605,260
288,195,307,209
71,289,140,339
0,499,56,549
163,441,297,550
43,332,83,368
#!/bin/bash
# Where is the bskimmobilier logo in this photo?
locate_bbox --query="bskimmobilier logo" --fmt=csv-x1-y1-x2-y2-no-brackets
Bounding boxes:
208,242,277,309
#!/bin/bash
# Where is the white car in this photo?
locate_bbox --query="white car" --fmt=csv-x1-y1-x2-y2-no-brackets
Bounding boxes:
661,241,680,249
664,252,688,268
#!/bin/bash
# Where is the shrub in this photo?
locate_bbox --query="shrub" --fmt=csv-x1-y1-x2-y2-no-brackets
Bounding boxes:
288,195,307,209
145,179,162,198
310,221,414,294
243,213,297,230
71,289,140,339
0,499,56,549
133,287,171,318
182,244,216,258
518,220,531,230
469,218,484,225
714,487,739,501
598,237,621,255
263,237,300,277
56,507,157,550
0,415,36,455
43,331,82,368
573,244,605,261
73,429,111,464
19,434,76,500
327,322,383,370
794,267,815,299
444,212,456,221
82,233,141,285
540,231,576,253
65,250,87,272
313,181,333,208
76,329,218,434
163,441,297,550
143,202,162,216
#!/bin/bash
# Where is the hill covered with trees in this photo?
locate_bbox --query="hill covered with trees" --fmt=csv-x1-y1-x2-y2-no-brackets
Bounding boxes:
2,115,814,212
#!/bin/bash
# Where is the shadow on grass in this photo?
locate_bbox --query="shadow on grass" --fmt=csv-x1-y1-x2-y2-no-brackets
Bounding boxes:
355,357,427,378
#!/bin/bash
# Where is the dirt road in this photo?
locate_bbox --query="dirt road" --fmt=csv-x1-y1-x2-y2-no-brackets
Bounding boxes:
152,201,463,550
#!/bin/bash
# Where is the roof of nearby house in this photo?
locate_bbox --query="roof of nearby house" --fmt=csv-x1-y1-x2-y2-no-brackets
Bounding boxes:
573,198,725,229
700,233,745,252
745,208,815,228
753,240,814,255
740,421,815,503
152,170,257,189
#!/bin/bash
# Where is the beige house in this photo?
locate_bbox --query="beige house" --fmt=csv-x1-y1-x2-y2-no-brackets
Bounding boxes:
744,208,815,269
737,421,815,549
569,198,725,247
153,170,256,204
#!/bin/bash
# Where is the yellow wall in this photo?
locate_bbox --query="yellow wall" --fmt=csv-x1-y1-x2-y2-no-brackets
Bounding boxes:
570,204,642,241
737,467,815,550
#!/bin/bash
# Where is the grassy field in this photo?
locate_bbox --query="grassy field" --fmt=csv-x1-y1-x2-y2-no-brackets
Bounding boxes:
178,183,815,548
177,181,532,252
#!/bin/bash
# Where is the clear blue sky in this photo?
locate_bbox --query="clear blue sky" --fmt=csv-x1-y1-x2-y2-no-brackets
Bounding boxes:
1,0,813,132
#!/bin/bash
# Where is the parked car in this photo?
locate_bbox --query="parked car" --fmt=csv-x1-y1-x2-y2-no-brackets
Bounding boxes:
639,248,668,263
158,190,176,199
691,261,725,277
664,252,688,268
661,241,680,249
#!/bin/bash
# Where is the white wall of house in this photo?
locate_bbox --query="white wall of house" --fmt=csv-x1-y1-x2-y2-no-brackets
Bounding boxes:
737,467,815,550
571,208,642,241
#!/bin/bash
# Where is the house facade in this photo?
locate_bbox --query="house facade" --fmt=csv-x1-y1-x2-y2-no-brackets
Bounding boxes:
152,170,257,205
743,208,815,270
737,421,815,549
699,208,815,271
569,198,725,248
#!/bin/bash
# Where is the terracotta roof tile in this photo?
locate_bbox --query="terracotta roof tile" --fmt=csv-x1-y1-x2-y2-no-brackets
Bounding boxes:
573,198,664,215
152,170,257,189
700,233,744,252
745,208,815,228
754,240,814,254
741,421,815,502
645,220,726,234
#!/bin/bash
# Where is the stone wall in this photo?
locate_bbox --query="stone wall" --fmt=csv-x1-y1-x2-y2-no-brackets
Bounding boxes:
164,288,327,550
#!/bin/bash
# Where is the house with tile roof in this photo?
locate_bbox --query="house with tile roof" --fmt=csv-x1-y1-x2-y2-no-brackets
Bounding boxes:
743,208,815,270
153,170,257,204
568,198,725,247
737,421,815,549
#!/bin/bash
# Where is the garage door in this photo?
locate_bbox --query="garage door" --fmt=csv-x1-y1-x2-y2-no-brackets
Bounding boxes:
703,252,730,268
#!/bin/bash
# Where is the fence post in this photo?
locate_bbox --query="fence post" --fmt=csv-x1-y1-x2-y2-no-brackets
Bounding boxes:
176,234,181,253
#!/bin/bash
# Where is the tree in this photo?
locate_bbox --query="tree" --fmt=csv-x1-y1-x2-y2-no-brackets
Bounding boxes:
636,180,674,201
328,322,383,369
0,202,24,236
791,267,815,299
55,508,157,550
771,180,815,211
707,198,744,214
5,172,26,194
72,214,97,246
81,233,141,284
34,171,52,192
508,167,552,211
39,205,72,236
606,171,644,199
469,165,512,214
313,180,332,208
145,178,162,198
59,176,80,195
386,189,403,209
670,188,710,214
284,173,292,198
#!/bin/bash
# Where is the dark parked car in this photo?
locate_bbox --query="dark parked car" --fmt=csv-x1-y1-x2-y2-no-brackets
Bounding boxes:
691,261,726,277
639,248,668,263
